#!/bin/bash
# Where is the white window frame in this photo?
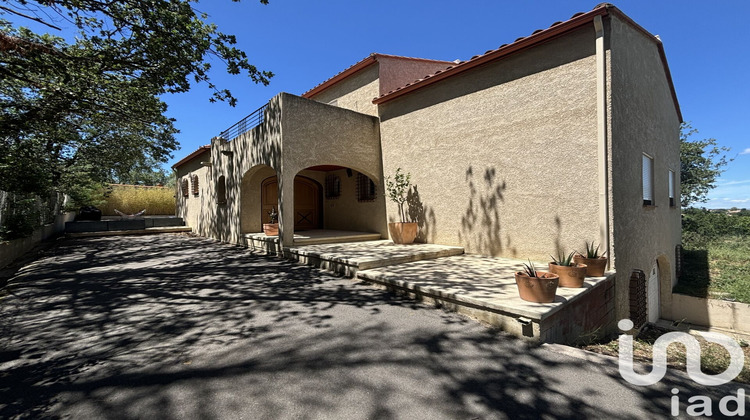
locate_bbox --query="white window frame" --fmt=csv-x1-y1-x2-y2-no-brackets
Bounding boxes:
642,153,654,206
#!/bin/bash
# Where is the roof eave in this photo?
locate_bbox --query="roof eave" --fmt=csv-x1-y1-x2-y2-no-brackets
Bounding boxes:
171,145,211,169
301,55,378,99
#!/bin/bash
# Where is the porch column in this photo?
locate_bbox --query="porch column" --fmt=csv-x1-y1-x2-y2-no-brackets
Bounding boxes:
278,171,295,247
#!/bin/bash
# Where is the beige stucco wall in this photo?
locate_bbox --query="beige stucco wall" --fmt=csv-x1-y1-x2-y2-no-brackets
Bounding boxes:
608,14,682,321
670,294,750,335
279,93,386,244
322,168,384,232
376,56,454,96
378,26,600,260
179,93,385,247
175,154,214,237
309,65,380,116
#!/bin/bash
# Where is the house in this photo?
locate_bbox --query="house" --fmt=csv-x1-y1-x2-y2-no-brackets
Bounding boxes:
173,3,682,327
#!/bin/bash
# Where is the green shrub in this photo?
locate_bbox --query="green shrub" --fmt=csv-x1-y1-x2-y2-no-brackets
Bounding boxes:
0,197,41,241
682,208,750,247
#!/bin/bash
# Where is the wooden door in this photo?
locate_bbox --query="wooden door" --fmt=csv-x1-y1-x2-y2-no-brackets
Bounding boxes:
261,177,278,224
261,176,321,230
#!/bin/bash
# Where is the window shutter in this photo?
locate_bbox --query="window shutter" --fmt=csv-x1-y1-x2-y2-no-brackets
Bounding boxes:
642,154,653,205
181,179,189,197
192,175,199,196
668,170,675,207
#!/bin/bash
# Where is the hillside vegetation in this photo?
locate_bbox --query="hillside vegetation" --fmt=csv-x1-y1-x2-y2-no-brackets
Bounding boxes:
676,208,750,303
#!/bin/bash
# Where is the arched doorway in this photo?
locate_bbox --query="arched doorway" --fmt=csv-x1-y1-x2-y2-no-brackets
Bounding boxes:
261,176,322,230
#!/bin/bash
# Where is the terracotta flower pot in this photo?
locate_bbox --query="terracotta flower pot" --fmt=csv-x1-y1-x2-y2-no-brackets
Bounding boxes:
263,223,279,236
388,222,418,244
548,263,587,288
514,271,559,303
573,255,608,277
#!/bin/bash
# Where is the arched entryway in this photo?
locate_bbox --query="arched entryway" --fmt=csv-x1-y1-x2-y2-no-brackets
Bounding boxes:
261,175,322,231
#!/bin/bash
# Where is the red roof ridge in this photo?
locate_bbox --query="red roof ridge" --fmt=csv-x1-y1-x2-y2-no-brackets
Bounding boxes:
372,3,682,122
172,145,211,169
301,53,453,99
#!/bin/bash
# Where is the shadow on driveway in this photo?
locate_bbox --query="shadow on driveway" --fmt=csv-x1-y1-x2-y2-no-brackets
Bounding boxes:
0,234,743,419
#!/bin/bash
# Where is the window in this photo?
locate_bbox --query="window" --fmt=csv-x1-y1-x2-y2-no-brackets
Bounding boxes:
356,172,376,202
191,174,199,196
217,175,227,205
668,170,676,207
325,174,341,199
181,178,189,197
642,154,654,206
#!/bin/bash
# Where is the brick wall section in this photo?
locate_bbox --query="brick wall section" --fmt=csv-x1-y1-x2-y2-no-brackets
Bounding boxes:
540,275,616,344
629,269,647,328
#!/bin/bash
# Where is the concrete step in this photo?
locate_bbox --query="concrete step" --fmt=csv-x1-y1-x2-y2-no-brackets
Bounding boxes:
283,240,465,277
65,217,185,233
66,226,192,238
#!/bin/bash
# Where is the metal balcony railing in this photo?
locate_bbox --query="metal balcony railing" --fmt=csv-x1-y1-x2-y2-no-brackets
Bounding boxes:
219,103,268,141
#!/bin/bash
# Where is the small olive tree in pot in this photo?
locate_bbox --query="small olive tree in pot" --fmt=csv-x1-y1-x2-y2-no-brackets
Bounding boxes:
385,168,418,244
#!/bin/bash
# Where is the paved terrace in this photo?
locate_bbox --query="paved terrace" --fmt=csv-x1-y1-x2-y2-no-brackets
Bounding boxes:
276,238,615,343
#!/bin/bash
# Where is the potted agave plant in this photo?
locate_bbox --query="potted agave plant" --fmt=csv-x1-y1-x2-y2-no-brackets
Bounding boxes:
548,250,587,288
574,241,608,277
386,168,418,244
263,208,279,236
515,260,559,303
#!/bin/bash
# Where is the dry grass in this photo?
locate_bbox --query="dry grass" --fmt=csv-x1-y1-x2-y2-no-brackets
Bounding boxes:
100,184,175,216
583,325,750,384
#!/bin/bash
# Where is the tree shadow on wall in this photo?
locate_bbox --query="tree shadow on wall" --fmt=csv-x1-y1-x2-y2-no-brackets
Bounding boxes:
459,166,512,256
406,185,436,243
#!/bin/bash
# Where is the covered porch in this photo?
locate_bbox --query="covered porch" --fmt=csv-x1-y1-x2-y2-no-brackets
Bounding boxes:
210,92,386,248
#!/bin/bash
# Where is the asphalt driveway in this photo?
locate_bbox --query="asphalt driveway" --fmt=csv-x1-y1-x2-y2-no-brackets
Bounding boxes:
0,234,745,419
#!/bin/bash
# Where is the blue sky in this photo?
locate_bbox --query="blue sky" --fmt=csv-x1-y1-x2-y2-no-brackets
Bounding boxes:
14,1,750,207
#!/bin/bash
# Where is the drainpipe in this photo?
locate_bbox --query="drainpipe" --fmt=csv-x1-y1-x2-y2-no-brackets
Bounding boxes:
594,15,612,269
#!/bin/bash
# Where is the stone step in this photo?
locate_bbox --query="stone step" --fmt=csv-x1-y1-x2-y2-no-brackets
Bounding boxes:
65,217,185,233
66,226,192,238
283,240,465,277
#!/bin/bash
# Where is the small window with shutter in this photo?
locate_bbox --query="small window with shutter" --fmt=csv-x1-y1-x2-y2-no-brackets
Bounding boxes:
325,174,341,199
181,178,189,197
191,174,199,196
217,175,227,205
642,154,654,206
356,172,376,202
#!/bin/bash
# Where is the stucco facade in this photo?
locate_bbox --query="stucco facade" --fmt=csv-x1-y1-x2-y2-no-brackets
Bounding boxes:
174,4,682,324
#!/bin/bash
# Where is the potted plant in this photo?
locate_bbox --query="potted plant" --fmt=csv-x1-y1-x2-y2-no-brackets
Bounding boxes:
548,250,587,288
574,241,608,277
515,260,559,303
263,208,279,236
385,168,418,244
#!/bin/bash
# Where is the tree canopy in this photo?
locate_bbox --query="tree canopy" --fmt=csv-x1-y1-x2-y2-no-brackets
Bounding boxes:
680,122,732,208
0,0,271,201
